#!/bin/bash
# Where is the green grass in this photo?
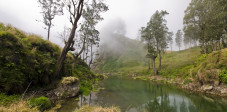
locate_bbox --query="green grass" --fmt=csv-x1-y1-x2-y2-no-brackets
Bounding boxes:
0,93,20,106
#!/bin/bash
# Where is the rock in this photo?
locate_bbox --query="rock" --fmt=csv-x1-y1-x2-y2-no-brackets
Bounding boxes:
221,88,227,94
201,85,213,91
54,77,80,98
214,81,220,86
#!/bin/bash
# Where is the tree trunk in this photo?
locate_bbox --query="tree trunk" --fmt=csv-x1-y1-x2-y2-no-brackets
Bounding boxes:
153,58,157,75
75,37,86,59
222,36,226,48
218,40,221,50
47,23,51,40
89,44,93,68
55,25,77,78
158,51,161,71
148,58,150,71
224,28,227,48
55,0,84,78
86,43,89,64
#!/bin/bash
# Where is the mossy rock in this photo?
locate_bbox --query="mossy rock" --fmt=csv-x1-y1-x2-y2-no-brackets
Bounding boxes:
61,77,79,85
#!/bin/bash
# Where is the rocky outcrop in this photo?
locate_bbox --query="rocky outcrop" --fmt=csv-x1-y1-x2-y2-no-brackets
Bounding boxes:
54,77,80,98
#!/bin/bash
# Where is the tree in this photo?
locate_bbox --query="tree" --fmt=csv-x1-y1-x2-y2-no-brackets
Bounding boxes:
175,30,183,51
77,0,107,68
183,0,227,53
167,32,174,52
140,10,169,75
55,0,108,78
58,26,71,45
38,0,63,40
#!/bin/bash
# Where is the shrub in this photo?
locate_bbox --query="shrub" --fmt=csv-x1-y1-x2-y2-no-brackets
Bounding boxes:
0,93,20,106
28,96,51,111
79,82,92,96
219,70,227,84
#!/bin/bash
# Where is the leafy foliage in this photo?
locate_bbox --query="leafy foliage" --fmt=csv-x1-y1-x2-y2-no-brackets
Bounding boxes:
183,0,227,53
219,70,227,84
28,96,51,111
0,93,19,106
140,10,169,75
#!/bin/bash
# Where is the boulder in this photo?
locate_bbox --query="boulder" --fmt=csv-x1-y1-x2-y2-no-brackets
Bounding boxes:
54,77,80,98
221,88,227,94
201,85,213,91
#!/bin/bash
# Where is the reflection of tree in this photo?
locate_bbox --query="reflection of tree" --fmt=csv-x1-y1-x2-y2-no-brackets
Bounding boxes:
188,102,198,112
144,82,177,112
145,95,177,112
180,98,188,112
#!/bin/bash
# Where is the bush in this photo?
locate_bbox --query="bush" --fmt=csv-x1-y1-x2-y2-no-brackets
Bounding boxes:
79,82,92,96
0,93,20,106
28,96,51,111
219,70,227,84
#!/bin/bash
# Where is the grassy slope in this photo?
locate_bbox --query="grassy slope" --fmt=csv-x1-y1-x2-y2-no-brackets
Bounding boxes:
190,48,227,84
94,35,201,77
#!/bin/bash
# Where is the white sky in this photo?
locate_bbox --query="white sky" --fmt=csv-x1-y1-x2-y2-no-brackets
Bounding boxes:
0,0,191,49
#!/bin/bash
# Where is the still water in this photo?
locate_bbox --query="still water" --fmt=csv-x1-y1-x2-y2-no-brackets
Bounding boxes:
59,76,227,112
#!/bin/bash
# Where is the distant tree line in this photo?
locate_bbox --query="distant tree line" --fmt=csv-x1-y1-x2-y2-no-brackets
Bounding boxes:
183,0,227,53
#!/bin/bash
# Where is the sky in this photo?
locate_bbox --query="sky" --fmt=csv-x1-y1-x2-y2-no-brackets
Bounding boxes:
0,0,191,49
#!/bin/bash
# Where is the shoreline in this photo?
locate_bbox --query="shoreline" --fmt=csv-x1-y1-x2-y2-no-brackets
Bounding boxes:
132,75,227,97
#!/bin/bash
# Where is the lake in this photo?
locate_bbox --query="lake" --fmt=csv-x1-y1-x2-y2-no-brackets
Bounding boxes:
59,76,227,112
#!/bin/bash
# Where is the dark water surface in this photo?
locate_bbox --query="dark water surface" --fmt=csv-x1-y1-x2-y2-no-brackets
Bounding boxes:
59,76,227,112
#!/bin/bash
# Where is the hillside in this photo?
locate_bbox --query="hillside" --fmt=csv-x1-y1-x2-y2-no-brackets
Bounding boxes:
93,33,227,83
93,34,227,95
93,34,147,73
0,23,103,111
93,34,202,77
0,23,97,94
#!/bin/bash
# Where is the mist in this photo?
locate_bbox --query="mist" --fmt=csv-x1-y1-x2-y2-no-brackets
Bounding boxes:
98,18,128,55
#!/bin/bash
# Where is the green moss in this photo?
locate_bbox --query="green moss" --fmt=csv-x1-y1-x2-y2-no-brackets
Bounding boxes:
28,96,51,111
61,77,78,85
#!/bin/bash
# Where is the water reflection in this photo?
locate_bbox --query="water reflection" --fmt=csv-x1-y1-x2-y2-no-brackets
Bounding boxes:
59,77,227,112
